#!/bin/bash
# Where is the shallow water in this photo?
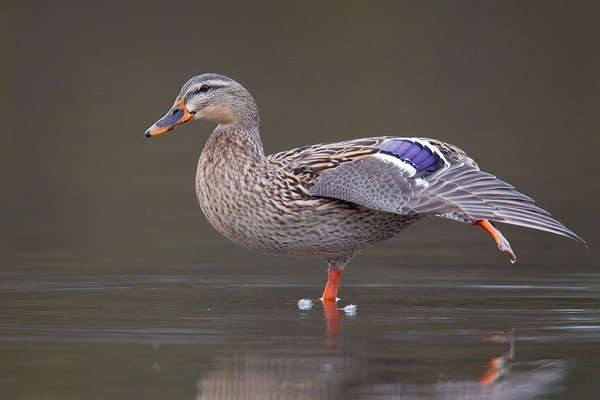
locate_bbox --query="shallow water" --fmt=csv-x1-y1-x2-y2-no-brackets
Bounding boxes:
2,251,599,399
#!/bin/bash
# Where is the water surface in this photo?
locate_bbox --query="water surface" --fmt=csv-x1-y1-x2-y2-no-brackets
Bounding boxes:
2,253,599,399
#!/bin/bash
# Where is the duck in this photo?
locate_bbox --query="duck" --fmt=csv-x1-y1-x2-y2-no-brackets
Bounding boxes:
145,73,585,301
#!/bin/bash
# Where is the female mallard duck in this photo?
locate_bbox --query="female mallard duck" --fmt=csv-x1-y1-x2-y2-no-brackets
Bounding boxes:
146,73,584,301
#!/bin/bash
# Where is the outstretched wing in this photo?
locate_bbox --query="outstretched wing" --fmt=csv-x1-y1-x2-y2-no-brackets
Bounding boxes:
277,137,584,244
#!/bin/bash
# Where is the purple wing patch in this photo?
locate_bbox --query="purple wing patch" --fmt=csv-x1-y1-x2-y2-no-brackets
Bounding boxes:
377,139,445,177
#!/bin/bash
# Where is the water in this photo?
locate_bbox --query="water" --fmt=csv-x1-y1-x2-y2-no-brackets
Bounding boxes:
2,1,599,399
2,245,599,399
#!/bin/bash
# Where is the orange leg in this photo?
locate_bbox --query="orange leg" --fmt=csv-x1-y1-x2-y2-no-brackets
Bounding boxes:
473,220,516,263
322,268,342,301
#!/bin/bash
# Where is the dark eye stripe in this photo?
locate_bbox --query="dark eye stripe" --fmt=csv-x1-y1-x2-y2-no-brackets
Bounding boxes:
188,84,222,97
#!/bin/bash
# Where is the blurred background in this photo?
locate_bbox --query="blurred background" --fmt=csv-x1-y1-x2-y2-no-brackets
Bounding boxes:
1,1,599,399
2,0,598,273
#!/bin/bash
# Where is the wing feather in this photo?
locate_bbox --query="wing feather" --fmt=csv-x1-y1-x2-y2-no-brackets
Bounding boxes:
295,137,584,244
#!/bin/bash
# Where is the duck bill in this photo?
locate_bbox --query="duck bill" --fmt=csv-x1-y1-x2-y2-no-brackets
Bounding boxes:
145,97,194,137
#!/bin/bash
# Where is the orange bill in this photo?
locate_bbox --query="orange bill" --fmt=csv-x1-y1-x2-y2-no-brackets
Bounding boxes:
145,97,194,137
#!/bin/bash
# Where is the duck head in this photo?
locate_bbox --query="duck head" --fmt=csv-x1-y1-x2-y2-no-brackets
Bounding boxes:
145,73,259,137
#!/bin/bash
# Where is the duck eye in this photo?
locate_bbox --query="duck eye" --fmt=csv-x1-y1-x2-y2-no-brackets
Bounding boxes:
200,84,210,92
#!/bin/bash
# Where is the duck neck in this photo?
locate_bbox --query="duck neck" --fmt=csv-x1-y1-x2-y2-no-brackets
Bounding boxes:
206,123,266,163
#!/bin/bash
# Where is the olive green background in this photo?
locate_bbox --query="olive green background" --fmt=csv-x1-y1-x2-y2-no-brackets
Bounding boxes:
1,2,599,399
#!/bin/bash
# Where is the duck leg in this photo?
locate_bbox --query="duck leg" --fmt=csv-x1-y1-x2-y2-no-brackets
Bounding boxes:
322,268,343,301
473,220,517,263
321,256,354,301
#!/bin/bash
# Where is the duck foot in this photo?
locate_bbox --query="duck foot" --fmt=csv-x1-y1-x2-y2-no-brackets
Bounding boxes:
473,219,517,263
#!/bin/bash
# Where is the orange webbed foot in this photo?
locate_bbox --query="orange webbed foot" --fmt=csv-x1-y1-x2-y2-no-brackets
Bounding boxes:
474,220,517,263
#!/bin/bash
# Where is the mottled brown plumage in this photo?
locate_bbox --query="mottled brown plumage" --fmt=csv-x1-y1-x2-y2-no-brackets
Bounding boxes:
146,73,584,301
196,128,421,260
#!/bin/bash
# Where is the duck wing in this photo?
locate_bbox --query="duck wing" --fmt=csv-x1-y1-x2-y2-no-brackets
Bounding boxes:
272,137,584,244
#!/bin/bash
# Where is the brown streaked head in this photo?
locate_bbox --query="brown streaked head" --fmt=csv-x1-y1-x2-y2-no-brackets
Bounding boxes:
145,73,259,138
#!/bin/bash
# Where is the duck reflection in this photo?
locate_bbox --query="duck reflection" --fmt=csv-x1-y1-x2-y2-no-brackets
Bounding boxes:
323,298,341,347
480,329,515,385
196,308,565,399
